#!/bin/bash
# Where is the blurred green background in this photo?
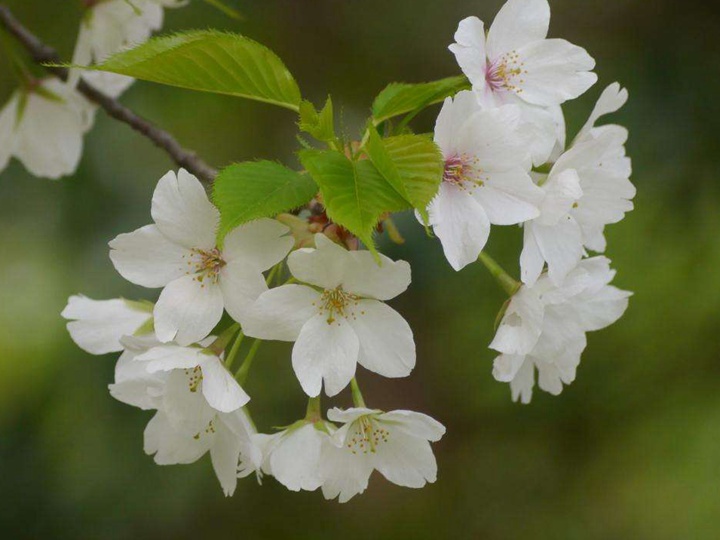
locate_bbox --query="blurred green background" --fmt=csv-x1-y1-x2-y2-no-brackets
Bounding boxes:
1,0,719,538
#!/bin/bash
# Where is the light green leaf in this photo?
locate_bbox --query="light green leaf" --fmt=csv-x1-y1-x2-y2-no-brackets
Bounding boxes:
87,30,301,111
299,97,336,144
213,161,318,238
371,75,470,124
298,150,408,251
363,128,443,223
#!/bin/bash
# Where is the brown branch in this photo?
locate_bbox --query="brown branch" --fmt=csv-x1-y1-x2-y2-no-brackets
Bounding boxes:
0,4,218,183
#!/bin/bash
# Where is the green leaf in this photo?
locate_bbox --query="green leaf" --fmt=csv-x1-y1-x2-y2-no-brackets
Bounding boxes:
213,161,318,238
371,75,470,124
88,30,301,111
298,150,408,251
299,97,337,144
363,129,443,223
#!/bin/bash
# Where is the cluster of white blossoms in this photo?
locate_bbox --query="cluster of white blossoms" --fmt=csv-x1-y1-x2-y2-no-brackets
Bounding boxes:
0,0,182,179
64,169,444,499
429,0,634,401
56,0,635,500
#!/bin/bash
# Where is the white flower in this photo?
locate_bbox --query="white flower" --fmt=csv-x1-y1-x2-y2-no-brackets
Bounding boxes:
71,0,182,97
450,0,596,110
427,91,543,271
109,169,294,345
256,421,334,493
62,295,153,354
135,342,250,413
520,84,635,286
491,256,632,403
0,79,94,179
108,334,167,410
321,408,446,503
243,234,415,397
145,407,261,496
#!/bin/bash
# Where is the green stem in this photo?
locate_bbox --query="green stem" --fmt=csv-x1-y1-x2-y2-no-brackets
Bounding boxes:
478,252,521,296
207,323,240,356
305,395,322,422
234,339,262,384
265,263,280,286
223,329,245,370
350,378,367,408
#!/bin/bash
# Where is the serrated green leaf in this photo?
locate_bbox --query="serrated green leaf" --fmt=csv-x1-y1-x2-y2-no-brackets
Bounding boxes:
299,97,336,144
298,150,408,252
88,30,301,111
363,129,443,223
213,161,318,238
372,75,470,124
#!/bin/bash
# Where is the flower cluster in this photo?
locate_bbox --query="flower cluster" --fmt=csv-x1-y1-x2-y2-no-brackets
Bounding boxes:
64,169,444,500
430,0,634,402
0,0,183,179
57,0,635,501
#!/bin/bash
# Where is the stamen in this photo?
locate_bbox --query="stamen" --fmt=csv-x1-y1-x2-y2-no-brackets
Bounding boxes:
345,417,390,455
317,285,360,325
182,247,226,286
486,51,527,94
443,154,486,193
184,366,203,393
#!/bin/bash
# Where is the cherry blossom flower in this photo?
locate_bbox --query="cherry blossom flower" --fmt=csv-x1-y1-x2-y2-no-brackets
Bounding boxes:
321,408,446,503
0,78,94,179
71,0,184,97
449,0,596,110
491,257,631,403
109,169,294,345
243,234,415,397
427,91,543,271
255,421,335,493
62,295,153,355
520,84,635,286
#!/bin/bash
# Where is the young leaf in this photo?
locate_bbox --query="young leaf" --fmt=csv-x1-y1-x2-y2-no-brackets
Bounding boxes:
87,30,301,111
372,75,470,124
299,97,336,144
213,161,318,238
298,150,408,251
363,128,443,222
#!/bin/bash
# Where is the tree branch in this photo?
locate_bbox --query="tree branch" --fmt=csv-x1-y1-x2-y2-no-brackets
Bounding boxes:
0,4,218,183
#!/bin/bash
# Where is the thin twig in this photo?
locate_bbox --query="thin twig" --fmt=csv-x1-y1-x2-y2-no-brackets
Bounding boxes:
0,4,217,183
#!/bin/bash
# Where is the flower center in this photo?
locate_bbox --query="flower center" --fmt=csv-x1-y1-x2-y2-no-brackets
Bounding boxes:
184,366,203,393
315,286,360,325
184,247,226,286
486,51,527,94
443,154,484,192
345,417,390,455
193,418,216,440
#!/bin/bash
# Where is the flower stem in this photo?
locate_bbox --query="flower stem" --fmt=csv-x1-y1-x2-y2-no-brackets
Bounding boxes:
223,329,245,370
478,252,521,296
235,339,262,384
208,323,240,356
350,378,367,408
305,395,322,422
265,263,281,286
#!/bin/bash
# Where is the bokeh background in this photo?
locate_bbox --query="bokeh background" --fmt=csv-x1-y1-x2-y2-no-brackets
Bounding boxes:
1,0,719,538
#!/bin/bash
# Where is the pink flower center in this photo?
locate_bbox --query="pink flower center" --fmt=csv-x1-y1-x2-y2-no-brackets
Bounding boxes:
443,154,484,191
486,51,526,94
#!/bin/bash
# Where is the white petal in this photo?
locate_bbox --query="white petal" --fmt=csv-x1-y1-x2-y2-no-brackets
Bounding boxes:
377,410,446,442
490,286,544,355
136,344,204,372
473,169,542,225
514,39,597,107
222,218,293,270
287,234,350,290
144,410,212,465
109,348,166,410
200,356,250,413
210,415,243,496
62,296,151,355
449,17,487,91
326,407,379,425
428,182,491,271
374,427,438,488
268,424,325,492
151,169,219,250
342,252,412,301
292,313,359,397
456,105,528,170
575,83,628,145
532,218,584,286
516,101,561,166
219,261,268,326
348,300,415,378
434,91,481,155
509,357,535,404
320,440,373,503
486,0,550,58
153,275,225,345
520,223,546,287
536,168,583,226
492,353,527,383
242,285,319,341
109,224,190,288
161,369,217,435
